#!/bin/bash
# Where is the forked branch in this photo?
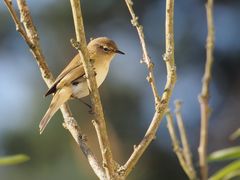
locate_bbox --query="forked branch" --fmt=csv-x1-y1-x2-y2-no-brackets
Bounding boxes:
167,102,197,179
174,101,196,179
122,0,176,177
4,0,105,179
166,110,196,179
5,0,178,179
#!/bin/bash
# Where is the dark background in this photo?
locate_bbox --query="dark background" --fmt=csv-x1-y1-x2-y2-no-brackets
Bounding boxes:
0,0,240,179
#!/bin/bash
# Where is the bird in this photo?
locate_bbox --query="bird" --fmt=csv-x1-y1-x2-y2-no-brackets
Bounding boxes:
39,37,124,134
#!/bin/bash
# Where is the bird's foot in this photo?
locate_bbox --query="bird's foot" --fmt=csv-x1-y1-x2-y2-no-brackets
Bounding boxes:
79,99,94,115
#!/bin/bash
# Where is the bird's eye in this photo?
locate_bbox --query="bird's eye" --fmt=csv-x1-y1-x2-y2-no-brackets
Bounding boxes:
102,46,109,52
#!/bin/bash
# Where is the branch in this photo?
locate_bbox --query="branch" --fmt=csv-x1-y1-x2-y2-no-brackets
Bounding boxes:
4,0,105,179
174,101,197,179
69,0,115,179
198,0,215,179
5,0,53,86
124,0,160,104
122,0,176,176
166,110,196,179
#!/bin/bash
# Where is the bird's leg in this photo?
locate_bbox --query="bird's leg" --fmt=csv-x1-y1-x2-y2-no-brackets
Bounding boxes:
79,60,96,114
79,99,94,114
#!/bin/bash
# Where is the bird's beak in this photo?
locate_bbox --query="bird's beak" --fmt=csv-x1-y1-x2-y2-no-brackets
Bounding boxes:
115,49,125,55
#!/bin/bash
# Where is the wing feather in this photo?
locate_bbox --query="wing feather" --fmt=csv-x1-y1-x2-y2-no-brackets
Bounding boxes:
45,54,84,96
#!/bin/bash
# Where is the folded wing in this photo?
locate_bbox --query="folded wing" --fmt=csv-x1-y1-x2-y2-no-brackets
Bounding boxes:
45,54,84,96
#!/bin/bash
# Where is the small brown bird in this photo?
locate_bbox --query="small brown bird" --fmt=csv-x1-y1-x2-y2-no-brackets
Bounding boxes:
39,37,124,134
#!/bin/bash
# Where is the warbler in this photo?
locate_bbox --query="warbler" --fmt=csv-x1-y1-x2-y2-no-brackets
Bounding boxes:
39,37,124,134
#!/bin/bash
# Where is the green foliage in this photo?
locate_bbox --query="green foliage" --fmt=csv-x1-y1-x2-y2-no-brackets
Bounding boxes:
209,146,240,180
0,154,30,166
230,128,240,140
209,160,240,180
208,146,240,162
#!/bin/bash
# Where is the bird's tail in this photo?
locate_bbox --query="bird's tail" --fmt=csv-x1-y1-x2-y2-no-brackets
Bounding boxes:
39,86,72,134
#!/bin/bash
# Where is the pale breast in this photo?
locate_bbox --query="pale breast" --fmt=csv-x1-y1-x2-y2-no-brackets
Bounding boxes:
95,62,110,87
71,62,110,99
72,80,89,98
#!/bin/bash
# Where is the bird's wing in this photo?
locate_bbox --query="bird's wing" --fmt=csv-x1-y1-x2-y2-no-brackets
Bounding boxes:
45,54,85,96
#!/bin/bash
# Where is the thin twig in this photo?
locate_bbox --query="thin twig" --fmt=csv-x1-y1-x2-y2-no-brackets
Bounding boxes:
166,110,195,179
5,0,53,85
174,101,197,179
4,0,105,179
198,0,215,179
122,0,176,176
124,0,160,104
69,0,115,179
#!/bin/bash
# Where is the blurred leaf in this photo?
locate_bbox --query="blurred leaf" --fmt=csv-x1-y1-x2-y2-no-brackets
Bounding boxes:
209,160,240,180
208,146,240,162
230,128,240,140
222,170,240,180
0,154,30,166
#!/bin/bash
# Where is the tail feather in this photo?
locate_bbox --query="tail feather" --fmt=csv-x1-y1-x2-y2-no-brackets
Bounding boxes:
39,86,72,134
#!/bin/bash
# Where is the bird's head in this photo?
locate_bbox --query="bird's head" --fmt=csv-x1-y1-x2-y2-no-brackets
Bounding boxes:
88,37,124,62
